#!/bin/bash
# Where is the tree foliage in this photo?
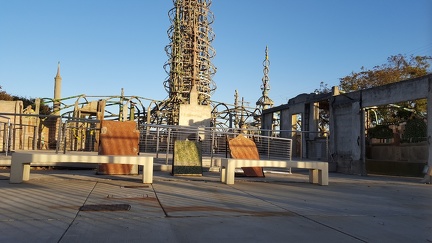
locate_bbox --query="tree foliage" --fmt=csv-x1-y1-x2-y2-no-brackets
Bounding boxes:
0,85,14,101
367,125,393,139
314,81,331,94
0,85,51,115
339,54,431,92
339,54,431,126
402,117,427,143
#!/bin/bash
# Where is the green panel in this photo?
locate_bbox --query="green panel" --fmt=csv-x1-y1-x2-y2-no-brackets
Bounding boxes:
172,140,203,176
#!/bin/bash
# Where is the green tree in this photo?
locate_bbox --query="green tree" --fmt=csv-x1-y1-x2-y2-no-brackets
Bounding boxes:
339,54,431,92
0,85,13,101
12,95,52,115
339,54,431,125
0,86,51,115
314,81,331,94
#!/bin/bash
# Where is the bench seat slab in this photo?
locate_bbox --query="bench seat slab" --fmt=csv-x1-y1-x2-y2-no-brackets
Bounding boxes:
9,152,153,184
220,158,328,186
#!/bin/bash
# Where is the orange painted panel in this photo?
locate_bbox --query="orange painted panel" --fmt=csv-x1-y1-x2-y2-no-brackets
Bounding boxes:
97,120,139,175
228,134,264,177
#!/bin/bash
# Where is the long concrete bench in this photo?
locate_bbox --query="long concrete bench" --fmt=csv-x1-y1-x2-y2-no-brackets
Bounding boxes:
9,152,154,184
220,158,328,186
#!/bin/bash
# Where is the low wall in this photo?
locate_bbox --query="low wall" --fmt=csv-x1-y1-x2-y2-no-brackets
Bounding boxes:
367,142,428,163
366,142,428,177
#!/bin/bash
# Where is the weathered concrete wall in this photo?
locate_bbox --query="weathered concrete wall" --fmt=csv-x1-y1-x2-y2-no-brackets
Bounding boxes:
0,101,23,121
0,101,50,151
331,102,356,172
262,112,273,132
361,75,429,107
368,143,428,162
263,73,432,176
0,101,23,151
329,75,432,174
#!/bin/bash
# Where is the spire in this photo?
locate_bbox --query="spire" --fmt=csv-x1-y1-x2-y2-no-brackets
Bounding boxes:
55,62,61,78
256,46,273,109
53,62,62,114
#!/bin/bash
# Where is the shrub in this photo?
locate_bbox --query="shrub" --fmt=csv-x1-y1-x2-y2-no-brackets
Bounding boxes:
367,125,393,139
402,118,427,143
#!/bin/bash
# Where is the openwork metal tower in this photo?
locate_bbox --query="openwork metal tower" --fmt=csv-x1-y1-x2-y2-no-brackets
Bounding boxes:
253,46,274,128
161,0,217,125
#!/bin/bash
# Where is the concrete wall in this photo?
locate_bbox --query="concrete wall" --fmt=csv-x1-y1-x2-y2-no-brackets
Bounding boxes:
0,101,23,151
263,74,432,175
368,143,428,162
0,101,51,151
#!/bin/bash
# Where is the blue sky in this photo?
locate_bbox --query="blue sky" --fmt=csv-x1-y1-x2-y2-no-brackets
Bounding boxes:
1,0,431,109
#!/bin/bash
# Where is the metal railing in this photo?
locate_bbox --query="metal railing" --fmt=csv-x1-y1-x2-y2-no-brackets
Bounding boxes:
0,115,11,156
0,113,329,164
138,124,294,165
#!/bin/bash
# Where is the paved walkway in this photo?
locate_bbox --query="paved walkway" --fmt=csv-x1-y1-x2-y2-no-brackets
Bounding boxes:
0,168,431,243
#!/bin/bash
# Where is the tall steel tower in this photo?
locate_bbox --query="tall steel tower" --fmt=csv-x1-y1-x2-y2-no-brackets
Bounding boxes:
161,0,217,125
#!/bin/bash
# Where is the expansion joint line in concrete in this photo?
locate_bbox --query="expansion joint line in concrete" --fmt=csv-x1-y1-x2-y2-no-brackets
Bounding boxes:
57,181,99,243
152,185,169,217
229,184,368,243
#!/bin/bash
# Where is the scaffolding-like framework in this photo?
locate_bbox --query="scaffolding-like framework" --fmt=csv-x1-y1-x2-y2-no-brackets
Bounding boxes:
23,1,270,132
159,0,217,125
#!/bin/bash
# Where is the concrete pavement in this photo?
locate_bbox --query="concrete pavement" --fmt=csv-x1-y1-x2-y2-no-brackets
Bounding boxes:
0,167,431,243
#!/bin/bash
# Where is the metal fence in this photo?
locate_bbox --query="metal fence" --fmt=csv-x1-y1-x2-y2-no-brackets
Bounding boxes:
0,115,12,156
138,124,294,165
0,113,329,165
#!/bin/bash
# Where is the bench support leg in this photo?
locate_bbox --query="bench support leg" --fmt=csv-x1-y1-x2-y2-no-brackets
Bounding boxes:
23,164,31,181
142,160,153,184
309,169,329,186
220,167,226,183
309,169,319,184
319,168,329,186
225,161,235,185
10,163,28,184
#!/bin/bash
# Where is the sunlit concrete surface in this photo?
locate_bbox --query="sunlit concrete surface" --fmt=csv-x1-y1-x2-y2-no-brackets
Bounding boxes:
0,168,431,243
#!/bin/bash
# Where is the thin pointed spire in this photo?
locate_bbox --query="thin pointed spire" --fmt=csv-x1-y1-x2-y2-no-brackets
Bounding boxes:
56,61,61,77
265,45,269,61
53,62,62,114
256,46,273,109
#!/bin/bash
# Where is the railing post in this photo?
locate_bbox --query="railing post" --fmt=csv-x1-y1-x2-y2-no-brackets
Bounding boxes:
156,127,160,158
210,127,215,167
5,119,10,156
56,119,62,154
267,136,271,159
166,128,171,165
32,125,37,150
300,132,303,159
326,133,329,162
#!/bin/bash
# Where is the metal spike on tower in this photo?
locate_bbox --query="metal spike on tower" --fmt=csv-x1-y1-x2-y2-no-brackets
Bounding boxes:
256,46,274,110
253,46,274,128
161,0,217,125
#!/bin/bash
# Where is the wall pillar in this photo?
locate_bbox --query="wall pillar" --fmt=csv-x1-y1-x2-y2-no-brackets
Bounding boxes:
425,77,432,183
351,101,362,174
280,109,290,138
261,112,273,136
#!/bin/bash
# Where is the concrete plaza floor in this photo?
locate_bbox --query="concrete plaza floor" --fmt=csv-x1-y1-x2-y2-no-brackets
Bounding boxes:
0,167,431,243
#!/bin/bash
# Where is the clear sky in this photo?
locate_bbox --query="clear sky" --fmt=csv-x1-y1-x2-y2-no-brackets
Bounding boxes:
1,0,431,108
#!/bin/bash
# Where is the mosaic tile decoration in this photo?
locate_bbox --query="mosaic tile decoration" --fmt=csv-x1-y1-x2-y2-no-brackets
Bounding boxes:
172,140,203,176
